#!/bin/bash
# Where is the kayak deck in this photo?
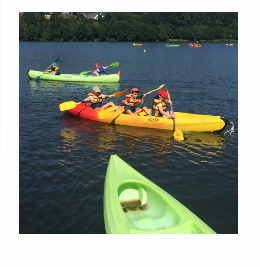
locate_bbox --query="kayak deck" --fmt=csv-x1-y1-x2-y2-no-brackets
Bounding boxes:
28,70,120,83
104,155,217,234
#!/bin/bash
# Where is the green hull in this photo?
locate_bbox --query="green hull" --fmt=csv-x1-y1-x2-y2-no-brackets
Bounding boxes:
28,70,120,83
104,155,217,234
164,44,180,47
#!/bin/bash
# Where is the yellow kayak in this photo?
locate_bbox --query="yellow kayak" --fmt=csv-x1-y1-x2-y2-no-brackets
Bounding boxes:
59,102,228,133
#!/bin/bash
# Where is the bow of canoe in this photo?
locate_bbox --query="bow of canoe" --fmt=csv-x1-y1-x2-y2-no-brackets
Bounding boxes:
104,154,217,234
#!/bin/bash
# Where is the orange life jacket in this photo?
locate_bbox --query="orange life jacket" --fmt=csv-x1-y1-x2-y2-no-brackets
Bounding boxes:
88,92,103,103
124,94,140,107
152,98,167,110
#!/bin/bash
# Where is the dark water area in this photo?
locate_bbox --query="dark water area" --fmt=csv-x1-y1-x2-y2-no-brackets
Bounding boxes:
19,41,238,234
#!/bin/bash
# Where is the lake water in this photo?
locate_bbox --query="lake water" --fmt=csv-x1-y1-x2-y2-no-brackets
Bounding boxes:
19,41,238,234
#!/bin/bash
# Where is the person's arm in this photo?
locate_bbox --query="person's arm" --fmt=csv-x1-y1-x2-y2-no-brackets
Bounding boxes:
122,98,130,105
139,93,146,104
166,99,172,105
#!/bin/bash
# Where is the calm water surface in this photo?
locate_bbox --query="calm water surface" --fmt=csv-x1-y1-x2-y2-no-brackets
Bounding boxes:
19,42,238,234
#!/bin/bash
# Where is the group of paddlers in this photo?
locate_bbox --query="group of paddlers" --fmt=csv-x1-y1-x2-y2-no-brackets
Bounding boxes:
45,62,109,77
83,86,177,119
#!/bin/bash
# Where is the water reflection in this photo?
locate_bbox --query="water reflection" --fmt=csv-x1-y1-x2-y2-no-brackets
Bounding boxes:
59,114,226,166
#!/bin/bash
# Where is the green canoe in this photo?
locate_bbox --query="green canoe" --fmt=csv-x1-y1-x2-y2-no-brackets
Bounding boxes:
28,70,121,83
104,155,217,234
164,44,180,47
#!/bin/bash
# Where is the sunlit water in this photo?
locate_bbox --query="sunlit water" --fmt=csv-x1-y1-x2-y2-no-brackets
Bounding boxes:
19,42,238,234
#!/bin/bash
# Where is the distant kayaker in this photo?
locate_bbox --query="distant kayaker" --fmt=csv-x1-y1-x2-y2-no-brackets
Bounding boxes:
83,85,118,110
151,90,177,118
46,62,60,75
122,88,150,115
92,63,109,76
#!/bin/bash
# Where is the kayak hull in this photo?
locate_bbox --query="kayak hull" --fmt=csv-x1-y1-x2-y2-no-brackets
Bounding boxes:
62,103,228,133
104,155,217,234
28,70,120,83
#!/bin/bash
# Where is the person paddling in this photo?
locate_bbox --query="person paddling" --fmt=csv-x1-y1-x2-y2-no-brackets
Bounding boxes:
122,88,150,115
83,85,118,110
151,90,178,118
46,62,60,75
92,63,109,76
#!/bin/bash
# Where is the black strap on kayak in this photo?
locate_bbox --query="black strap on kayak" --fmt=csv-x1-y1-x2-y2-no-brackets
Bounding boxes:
111,113,122,125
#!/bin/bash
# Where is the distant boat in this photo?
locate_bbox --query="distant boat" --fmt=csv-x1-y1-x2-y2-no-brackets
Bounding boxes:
132,43,142,46
189,43,202,47
165,44,180,47
226,43,234,47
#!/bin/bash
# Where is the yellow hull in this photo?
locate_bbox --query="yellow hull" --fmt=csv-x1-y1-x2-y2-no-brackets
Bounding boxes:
64,104,228,133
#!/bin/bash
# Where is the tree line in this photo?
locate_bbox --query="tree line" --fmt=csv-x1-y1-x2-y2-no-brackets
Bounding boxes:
19,12,238,42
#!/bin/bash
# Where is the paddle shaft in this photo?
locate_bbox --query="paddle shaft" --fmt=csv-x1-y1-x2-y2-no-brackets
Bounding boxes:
138,84,165,98
166,88,184,140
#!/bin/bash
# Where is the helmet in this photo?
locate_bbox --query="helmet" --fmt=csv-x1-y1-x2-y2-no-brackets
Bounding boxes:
52,62,57,65
131,88,140,92
94,63,100,67
93,85,101,93
158,90,168,98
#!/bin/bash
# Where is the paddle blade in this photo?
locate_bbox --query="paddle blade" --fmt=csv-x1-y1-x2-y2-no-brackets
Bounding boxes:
59,101,80,111
110,62,119,67
79,70,91,75
109,89,128,97
173,128,184,141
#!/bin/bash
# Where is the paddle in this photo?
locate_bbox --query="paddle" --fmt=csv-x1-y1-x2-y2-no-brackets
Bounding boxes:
59,89,128,111
141,84,165,97
79,62,120,75
98,84,165,119
59,101,81,111
166,89,184,141
35,58,59,81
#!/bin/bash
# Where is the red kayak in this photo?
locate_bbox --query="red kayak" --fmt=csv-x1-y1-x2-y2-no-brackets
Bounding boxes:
189,43,202,47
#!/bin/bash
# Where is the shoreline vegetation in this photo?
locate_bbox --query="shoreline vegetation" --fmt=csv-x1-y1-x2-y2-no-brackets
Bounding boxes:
19,12,238,43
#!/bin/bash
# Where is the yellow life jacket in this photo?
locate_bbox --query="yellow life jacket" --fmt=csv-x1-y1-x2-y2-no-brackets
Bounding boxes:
124,94,140,107
152,98,167,111
88,92,103,103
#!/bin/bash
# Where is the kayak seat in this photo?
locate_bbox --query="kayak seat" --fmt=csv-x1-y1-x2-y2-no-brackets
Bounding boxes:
119,186,147,212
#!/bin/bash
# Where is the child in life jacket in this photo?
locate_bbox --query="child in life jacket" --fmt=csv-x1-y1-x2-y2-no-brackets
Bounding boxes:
92,63,109,76
122,88,150,115
46,62,60,75
151,90,178,118
83,85,118,110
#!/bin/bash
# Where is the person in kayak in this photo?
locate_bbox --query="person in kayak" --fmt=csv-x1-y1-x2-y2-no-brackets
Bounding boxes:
46,62,60,75
83,85,118,110
92,63,109,76
122,88,150,115
151,90,178,118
